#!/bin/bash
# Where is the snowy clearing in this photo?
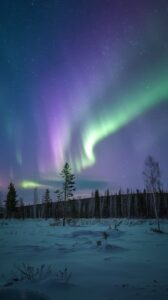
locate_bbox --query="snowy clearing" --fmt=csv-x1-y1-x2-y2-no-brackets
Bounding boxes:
0,218,168,300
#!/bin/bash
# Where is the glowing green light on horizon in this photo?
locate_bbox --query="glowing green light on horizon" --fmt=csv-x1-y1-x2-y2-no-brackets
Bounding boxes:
20,181,45,189
75,72,168,172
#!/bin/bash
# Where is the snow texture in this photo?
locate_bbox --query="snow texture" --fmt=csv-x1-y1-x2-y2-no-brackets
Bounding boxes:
0,218,168,300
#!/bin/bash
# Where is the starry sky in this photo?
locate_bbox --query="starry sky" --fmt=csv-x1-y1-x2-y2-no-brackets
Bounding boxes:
0,0,168,201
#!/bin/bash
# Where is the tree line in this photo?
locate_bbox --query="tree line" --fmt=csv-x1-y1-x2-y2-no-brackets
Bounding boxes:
0,157,167,230
2,189,167,219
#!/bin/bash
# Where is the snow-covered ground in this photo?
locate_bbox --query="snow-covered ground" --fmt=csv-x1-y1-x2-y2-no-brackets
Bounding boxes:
0,218,168,300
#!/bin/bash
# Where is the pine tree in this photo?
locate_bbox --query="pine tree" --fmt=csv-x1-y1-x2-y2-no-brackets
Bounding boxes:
59,162,76,225
33,188,38,218
44,189,51,204
117,189,122,217
19,198,24,219
44,189,51,219
6,182,17,217
103,189,110,217
94,189,100,218
0,191,3,218
61,163,76,201
55,189,62,202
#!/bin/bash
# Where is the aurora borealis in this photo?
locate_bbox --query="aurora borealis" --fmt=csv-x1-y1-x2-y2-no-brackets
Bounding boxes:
0,0,168,199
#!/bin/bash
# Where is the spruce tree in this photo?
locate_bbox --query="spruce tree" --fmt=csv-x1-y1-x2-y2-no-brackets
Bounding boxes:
44,189,51,218
60,162,76,225
44,189,51,204
6,182,17,217
104,189,110,218
19,198,24,219
61,163,75,201
94,189,100,218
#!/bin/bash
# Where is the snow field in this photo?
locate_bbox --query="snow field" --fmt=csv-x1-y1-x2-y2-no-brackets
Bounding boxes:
0,218,168,300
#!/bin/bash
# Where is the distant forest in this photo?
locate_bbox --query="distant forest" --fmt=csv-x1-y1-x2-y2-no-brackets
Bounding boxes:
1,190,168,219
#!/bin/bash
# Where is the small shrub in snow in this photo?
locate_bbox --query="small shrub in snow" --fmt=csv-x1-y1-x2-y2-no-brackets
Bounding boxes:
4,264,72,287
55,267,72,284
15,263,52,281
150,227,164,234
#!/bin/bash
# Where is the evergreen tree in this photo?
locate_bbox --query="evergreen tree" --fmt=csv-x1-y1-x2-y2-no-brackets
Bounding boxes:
106,189,110,217
137,189,146,217
55,189,62,202
44,189,52,218
59,162,76,225
44,189,51,204
117,189,122,217
94,189,100,218
0,191,3,218
61,162,76,201
33,188,38,218
19,198,24,219
70,199,78,218
103,189,110,217
6,182,17,217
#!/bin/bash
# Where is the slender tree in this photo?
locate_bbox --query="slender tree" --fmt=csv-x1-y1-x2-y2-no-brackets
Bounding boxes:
44,189,51,203
6,182,17,217
59,162,76,225
103,189,110,218
55,189,62,202
44,189,51,219
19,198,24,219
143,155,161,231
94,189,100,218
0,191,3,218
33,188,38,218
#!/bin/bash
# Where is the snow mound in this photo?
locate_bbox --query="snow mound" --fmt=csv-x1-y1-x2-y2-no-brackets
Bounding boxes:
71,230,102,238
104,244,127,252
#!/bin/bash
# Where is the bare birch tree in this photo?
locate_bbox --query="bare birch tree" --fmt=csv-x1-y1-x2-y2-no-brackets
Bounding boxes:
143,155,161,231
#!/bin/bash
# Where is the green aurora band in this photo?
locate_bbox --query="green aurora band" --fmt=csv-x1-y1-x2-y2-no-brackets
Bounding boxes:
20,68,168,188
20,181,47,189
74,71,168,172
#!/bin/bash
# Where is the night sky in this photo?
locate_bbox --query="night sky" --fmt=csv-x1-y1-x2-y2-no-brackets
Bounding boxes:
0,0,168,200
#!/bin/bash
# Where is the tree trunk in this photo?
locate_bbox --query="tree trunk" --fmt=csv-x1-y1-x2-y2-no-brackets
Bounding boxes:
152,192,160,231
